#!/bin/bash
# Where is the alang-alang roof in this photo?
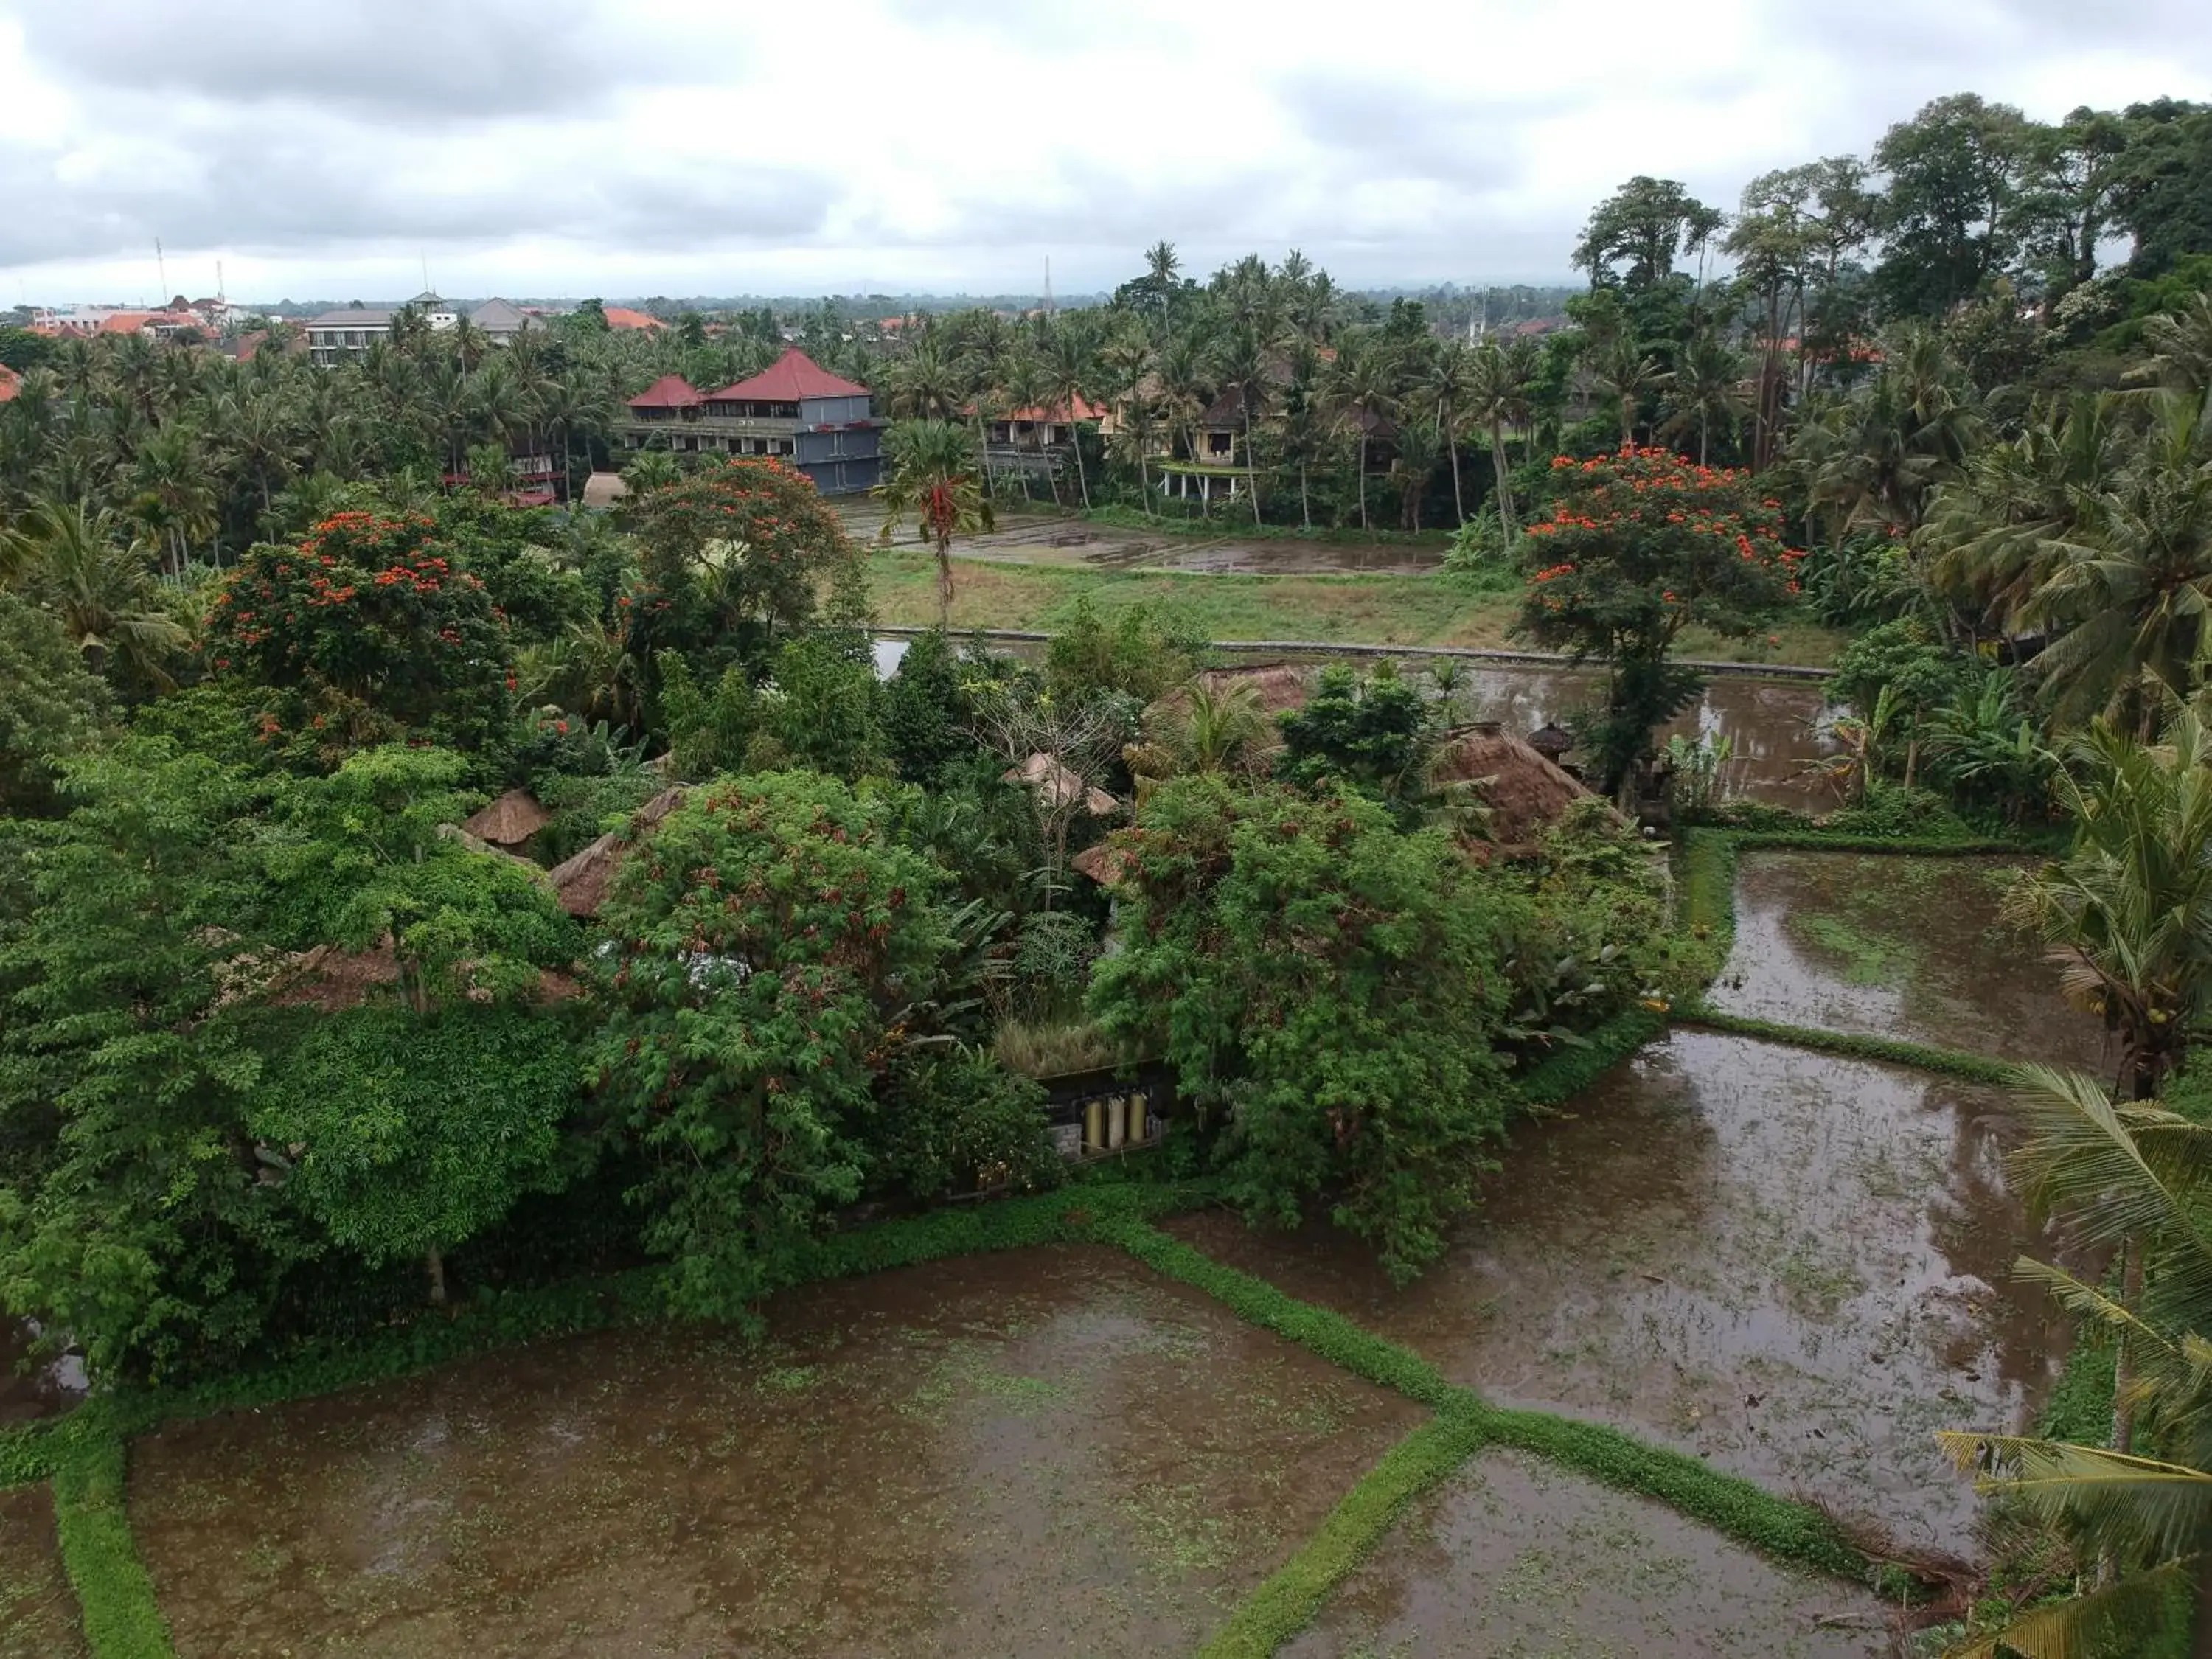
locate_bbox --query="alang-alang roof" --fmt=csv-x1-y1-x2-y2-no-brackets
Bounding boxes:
706,348,869,403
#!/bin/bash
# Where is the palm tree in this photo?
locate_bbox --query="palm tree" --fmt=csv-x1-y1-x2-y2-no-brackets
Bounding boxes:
1211,323,1272,526
1102,332,1158,517
1043,325,1097,512
875,418,992,625
1794,325,1980,542
1389,418,1443,532
2132,292,2212,400
887,335,963,422
1419,341,1479,524
2017,394,2212,734
7,500,188,685
1466,337,1534,546
1661,330,1750,466
2009,702,2212,1106
1939,1064,2212,1658
126,422,219,574
1596,335,1663,448
1329,336,1397,534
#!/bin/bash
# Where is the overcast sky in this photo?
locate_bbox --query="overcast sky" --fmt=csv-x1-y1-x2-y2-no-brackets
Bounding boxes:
3,0,2208,307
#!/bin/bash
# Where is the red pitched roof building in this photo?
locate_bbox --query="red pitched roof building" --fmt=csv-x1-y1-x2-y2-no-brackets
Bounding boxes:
0,364,21,404
616,349,880,495
602,307,665,331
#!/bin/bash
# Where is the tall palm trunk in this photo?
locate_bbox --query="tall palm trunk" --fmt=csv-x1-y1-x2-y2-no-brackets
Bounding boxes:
1299,462,1312,529
1489,417,1517,545
1242,403,1262,527
1357,434,1369,532
426,1246,448,1306
1070,418,1091,511
936,529,953,627
1442,397,1464,525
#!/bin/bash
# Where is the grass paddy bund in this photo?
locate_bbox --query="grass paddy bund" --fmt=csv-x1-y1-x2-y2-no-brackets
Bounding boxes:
0,824,2084,1658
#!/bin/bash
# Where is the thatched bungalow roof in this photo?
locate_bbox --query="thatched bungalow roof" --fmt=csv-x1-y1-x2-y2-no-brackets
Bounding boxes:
1429,724,1598,846
1070,841,1133,888
265,942,582,1012
461,788,551,847
1004,754,1119,818
581,471,630,509
547,787,689,918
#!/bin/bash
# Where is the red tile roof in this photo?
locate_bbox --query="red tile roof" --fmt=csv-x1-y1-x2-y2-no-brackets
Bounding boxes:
0,364,20,403
981,396,1107,423
97,311,195,335
708,348,869,403
602,307,666,331
627,374,703,409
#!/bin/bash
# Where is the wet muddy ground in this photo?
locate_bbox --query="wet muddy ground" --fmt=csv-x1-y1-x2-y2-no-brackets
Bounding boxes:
1709,852,2110,1074
1172,1031,2066,1553
0,1484,87,1659
128,1245,1421,1659
1280,1450,1888,1658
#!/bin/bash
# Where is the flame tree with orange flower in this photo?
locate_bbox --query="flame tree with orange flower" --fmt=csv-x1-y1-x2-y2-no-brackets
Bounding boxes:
1515,447,1804,795
206,510,513,755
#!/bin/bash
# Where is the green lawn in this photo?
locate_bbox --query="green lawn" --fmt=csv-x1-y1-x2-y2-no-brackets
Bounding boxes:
864,550,1847,668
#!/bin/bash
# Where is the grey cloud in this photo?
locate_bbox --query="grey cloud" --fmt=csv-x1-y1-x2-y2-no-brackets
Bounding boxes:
19,0,694,121
0,128,835,266
1274,71,1546,188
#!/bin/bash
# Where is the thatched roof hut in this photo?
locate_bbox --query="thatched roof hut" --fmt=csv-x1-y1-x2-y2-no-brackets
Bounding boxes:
547,787,689,918
1070,841,1133,888
1428,724,1599,846
1004,754,1119,818
461,788,550,847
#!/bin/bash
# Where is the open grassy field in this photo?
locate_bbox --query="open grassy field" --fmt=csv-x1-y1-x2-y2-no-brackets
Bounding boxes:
863,549,1849,668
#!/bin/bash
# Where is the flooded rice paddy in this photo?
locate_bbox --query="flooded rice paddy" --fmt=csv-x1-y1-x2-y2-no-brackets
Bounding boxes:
128,1246,1420,1659
76,845,2078,1652
1710,851,2110,1073
1172,1031,2065,1551
1280,1450,1885,1658
0,1484,86,1659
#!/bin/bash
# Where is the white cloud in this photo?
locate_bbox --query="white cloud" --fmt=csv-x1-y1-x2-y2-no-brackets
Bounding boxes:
1,0,2207,304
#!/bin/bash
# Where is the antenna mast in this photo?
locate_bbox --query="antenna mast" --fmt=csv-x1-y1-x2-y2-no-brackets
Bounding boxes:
156,238,167,303
1044,257,1054,321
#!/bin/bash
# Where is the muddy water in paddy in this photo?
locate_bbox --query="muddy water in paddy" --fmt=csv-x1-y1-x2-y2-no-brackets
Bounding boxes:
1172,1032,2067,1552
0,1484,88,1659
1,1318,88,1424
128,1245,1421,1659
1709,851,2110,1072
1281,1450,1885,1658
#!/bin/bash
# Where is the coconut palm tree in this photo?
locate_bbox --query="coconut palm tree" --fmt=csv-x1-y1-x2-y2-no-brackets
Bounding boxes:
1660,330,1750,467
1794,325,1980,542
2009,701,2212,1106
1419,341,1479,525
1329,335,1398,534
1043,324,1098,512
1596,334,1663,448
1466,337,1534,546
1939,1063,2212,1658
2018,394,2212,734
6,499,188,686
1211,322,1272,526
875,418,992,625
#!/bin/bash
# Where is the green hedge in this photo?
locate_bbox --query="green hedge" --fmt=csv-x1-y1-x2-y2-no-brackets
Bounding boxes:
1726,830,2039,856
1481,1408,1864,1579
1105,1219,1470,1411
1674,1007,2016,1085
1514,1007,1667,1107
51,1436,171,1659
1195,1411,1490,1658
